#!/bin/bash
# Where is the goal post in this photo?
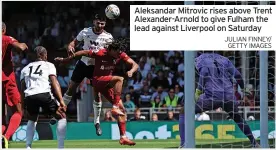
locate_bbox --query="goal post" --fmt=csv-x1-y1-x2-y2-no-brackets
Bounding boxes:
260,51,269,148
184,51,196,148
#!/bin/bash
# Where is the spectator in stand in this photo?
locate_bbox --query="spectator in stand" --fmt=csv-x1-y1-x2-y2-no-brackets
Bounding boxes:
151,70,170,91
145,52,155,66
128,71,143,91
177,58,184,73
151,96,163,110
163,67,174,86
174,51,182,64
154,58,164,73
140,56,151,70
163,88,181,109
176,71,184,89
124,94,136,112
126,86,140,107
151,86,168,102
103,110,116,122
148,66,157,78
128,108,146,121
145,72,154,86
152,113,158,121
139,85,152,107
167,56,177,72
138,60,149,79
174,84,184,100
164,111,177,121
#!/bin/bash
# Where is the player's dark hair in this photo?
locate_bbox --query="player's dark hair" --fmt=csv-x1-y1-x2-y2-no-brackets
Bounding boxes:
108,37,128,53
94,13,106,21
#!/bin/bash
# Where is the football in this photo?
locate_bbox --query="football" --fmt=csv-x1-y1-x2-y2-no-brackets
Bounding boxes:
105,4,120,19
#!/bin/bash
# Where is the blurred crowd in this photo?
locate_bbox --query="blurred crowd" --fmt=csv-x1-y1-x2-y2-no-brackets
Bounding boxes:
3,2,275,121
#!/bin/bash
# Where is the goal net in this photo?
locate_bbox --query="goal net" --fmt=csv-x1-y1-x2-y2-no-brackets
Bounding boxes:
193,50,275,148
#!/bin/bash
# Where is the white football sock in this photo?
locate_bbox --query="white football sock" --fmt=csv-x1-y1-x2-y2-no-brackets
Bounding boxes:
63,94,72,105
93,101,102,125
56,118,67,148
26,120,37,148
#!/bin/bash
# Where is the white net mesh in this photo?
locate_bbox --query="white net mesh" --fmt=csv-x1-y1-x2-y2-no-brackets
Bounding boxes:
194,51,275,148
195,51,275,148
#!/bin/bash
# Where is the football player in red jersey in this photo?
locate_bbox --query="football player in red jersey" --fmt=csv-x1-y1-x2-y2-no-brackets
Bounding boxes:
2,22,28,148
55,38,138,146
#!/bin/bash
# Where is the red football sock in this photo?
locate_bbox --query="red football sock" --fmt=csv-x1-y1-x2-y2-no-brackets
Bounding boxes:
2,125,6,134
5,112,22,140
118,121,126,136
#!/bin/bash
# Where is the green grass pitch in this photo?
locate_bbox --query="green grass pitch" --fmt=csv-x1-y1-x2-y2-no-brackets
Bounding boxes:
9,139,275,148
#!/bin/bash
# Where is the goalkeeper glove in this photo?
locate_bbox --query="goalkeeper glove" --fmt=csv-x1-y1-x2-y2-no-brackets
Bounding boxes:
242,88,252,96
195,89,202,102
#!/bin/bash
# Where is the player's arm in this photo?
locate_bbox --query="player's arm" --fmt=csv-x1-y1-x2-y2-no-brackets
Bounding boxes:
195,67,209,101
55,50,98,63
121,53,139,77
67,28,86,56
67,38,79,56
9,37,28,51
49,75,64,103
12,42,28,51
48,64,66,109
126,58,139,76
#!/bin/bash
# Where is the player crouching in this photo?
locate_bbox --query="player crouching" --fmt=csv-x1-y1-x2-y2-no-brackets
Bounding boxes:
20,46,67,148
55,38,138,146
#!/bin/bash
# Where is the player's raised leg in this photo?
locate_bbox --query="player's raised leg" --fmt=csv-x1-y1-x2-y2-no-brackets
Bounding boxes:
96,76,135,146
108,76,125,116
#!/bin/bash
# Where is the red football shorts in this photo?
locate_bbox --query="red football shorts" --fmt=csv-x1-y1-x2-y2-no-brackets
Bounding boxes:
2,73,21,106
92,76,114,102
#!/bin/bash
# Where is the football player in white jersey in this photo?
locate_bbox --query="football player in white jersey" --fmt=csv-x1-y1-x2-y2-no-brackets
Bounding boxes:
20,46,67,148
52,13,113,135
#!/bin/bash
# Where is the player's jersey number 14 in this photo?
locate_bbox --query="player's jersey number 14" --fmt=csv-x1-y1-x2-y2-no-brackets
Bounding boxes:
28,65,43,77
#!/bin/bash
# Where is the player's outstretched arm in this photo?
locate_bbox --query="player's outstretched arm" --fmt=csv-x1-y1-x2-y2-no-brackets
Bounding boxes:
55,50,92,63
125,58,139,78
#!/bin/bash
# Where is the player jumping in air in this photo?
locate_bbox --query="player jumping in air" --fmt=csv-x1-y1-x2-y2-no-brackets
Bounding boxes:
20,46,67,149
50,13,113,136
178,51,260,148
55,38,138,146
2,22,28,148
